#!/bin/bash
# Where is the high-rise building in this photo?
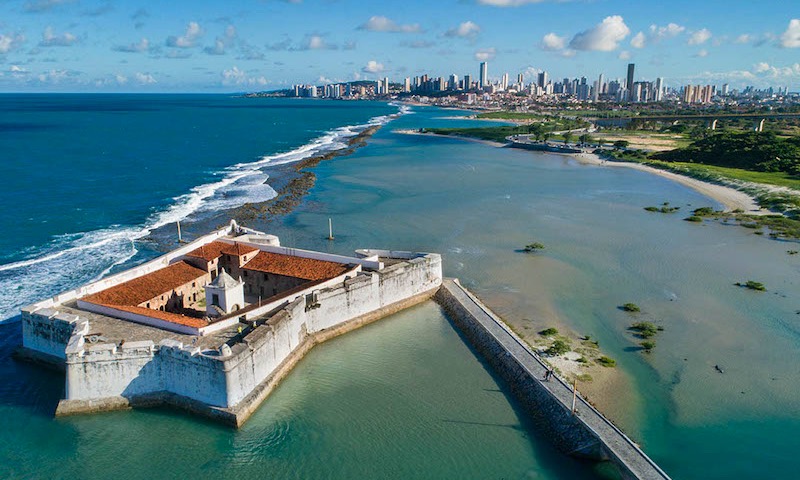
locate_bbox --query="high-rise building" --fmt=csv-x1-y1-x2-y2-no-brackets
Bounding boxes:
721,83,729,96
654,77,664,102
449,74,459,91
501,73,509,91
403,77,411,93
517,73,524,86
537,71,548,88
626,63,635,101
463,74,472,90
479,62,488,88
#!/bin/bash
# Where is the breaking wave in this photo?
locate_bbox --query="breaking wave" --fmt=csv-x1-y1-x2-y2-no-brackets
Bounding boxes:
0,104,410,321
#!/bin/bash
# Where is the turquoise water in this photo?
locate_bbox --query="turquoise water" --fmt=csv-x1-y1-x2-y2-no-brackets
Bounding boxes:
0,303,605,479
2,97,799,479
257,108,800,479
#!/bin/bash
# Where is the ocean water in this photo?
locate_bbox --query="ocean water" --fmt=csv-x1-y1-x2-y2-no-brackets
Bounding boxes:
0,95,398,322
2,96,799,479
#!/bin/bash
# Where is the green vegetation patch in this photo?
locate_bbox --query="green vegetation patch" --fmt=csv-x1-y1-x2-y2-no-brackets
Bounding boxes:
545,339,571,356
630,321,661,338
539,327,559,336
735,280,766,291
644,202,680,213
597,356,617,367
640,340,656,352
620,302,641,312
523,242,545,252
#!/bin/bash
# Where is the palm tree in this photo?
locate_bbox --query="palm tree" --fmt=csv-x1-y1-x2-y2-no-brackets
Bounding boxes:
563,131,573,145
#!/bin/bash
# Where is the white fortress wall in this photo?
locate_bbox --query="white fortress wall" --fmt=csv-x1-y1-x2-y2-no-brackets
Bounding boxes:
57,250,441,419
221,253,442,408
21,308,81,360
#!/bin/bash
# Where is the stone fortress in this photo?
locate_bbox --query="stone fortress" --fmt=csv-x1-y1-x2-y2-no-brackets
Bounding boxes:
20,220,671,478
21,220,442,426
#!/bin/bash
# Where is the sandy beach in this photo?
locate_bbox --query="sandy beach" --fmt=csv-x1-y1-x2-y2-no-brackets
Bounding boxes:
396,128,771,215
572,152,768,215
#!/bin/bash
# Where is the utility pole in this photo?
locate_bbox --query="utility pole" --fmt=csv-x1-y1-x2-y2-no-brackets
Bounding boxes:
327,218,334,241
177,221,183,243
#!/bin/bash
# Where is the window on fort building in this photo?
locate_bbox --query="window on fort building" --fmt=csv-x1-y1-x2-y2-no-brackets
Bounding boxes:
273,288,277,295
146,302,150,309
243,270,248,277
263,273,268,281
259,286,264,296
212,294,219,306
192,282,196,287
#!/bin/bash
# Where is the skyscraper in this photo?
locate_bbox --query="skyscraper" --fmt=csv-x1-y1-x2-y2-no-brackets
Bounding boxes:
501,73,509,91
537,71,548,88
626,63,635,101
479,62,488,88
655,77,664,102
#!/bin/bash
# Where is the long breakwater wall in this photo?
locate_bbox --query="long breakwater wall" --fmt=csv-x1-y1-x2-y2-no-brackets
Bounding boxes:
435,278,671,480
51,252,442,426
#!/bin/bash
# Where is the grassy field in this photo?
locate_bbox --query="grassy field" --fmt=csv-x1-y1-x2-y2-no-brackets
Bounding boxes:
476,111,548,121
426,126,522,143
663,163,800,190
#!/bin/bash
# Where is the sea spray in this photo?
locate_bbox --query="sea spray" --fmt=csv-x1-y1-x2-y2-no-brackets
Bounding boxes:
0,104,409,321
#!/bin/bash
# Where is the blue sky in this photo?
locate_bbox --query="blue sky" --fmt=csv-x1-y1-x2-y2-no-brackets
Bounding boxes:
0,0,798,92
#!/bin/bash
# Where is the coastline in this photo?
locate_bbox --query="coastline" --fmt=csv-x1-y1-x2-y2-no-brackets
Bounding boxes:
232,124,383,222
398,129,768,215
571,152,768,214
394,128,507,148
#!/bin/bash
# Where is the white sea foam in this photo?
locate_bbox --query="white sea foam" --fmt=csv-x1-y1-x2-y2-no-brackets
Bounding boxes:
0,104,410,321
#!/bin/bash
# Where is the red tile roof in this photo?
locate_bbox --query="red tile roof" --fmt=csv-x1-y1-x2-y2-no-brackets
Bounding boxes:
185,241,258,262
110,305,209,328
83,261,208,307
242,252,352,281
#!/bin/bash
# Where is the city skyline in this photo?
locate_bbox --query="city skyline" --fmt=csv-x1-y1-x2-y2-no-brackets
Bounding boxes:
0,0,799,92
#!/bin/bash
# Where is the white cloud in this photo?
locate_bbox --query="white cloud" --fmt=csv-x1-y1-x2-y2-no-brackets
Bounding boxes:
0,33,25,54
569,15,630,51
445,21,480,39
649,23,685,39
734,34,752,44
618,50,631,60
166,22,203,48
24,0,74,13
687,28,712,45
630,31,646,48
112,37,149,53
754,62,771,73
303,35,335,50
134,72,156,84
39,26,78,47
358,16,421,33
37,69,70,83
540,32,565,51
474,47,496,61
10,65,27,73
205,25,236,55
694,49,708,58
221,66,267,87
780,19,800,48
115,74,127,84
361,60,385,73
